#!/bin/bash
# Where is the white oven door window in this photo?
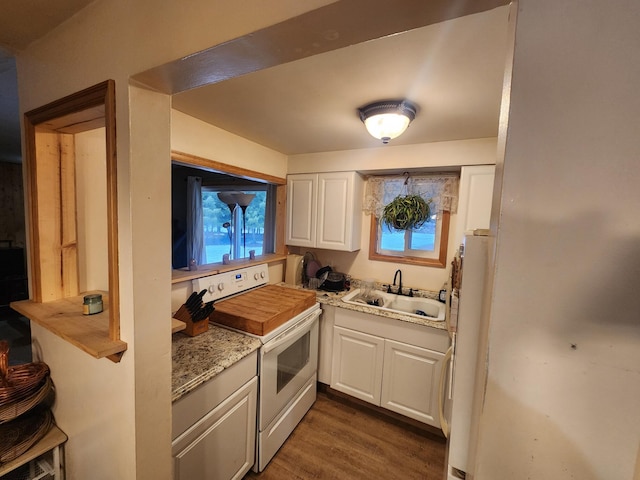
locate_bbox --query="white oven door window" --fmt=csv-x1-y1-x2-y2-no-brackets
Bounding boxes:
259,312,319,430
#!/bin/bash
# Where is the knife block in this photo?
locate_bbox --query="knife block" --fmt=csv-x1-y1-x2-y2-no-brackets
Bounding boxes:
173,304,209,337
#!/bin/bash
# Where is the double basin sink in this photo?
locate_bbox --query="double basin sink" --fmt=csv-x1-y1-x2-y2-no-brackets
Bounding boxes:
341,288,445,321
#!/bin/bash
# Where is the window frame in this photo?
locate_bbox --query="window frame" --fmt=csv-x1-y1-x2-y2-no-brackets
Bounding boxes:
170,150,288,284
368,210,450,268
20,79,126,362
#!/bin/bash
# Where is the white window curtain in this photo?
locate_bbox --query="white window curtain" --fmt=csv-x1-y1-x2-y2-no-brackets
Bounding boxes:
363,173,460,218
186,176,205,266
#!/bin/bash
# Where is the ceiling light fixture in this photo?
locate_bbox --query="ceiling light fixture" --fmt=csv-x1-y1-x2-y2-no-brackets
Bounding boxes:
358,100,418,144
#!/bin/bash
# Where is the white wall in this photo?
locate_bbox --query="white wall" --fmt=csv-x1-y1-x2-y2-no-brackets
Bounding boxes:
172,110,288,179
287,138,498,292
473,1,640,479
17,1,333,478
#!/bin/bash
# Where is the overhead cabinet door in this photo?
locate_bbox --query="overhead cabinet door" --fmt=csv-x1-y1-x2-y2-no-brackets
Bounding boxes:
317,173,354,250
454,165,495,243
286,172,363,251
286,174,317,247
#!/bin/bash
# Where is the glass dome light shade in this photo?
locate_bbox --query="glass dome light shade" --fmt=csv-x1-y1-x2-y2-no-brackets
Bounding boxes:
358,100,417,144
364,113,411,142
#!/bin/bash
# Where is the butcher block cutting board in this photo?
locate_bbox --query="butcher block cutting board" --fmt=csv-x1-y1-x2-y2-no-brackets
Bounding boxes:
210,285,317,336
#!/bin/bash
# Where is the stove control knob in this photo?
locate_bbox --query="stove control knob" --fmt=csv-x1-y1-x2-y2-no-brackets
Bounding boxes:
208,284,216,294
260,271,266,278
254,272,260,280
217,283,225,292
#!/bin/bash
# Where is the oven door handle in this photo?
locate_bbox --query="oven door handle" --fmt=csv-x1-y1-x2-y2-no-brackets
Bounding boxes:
262,309,320,354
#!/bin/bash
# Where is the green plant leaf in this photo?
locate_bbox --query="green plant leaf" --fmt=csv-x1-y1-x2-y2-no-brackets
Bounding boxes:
380,194,431,231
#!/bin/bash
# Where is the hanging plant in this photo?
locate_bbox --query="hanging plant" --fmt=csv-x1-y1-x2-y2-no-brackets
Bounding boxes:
380,194,431,231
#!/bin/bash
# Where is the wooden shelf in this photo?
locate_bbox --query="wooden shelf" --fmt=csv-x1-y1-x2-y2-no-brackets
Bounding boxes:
0,425,67,477
10,291,127,362
171,253,287,284
171,265,219,284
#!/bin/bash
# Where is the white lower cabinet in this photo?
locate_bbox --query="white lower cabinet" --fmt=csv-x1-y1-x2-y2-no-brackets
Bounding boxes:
381,339,444,425
332,326,384,404
331,309,448,428
172,352,258,480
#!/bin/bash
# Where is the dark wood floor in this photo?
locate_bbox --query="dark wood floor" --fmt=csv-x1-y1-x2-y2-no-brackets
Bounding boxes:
244,389,446,480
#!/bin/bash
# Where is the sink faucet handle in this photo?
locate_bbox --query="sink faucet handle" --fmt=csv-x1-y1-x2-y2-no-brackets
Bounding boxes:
408,288,413,297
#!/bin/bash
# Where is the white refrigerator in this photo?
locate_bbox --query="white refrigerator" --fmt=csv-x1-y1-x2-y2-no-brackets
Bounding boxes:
441,233,490,480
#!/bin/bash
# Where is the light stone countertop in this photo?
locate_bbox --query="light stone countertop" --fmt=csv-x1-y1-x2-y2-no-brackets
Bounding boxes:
171,325,261,402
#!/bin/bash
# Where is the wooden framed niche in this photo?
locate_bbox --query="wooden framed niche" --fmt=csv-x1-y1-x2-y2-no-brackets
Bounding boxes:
11,80,127,362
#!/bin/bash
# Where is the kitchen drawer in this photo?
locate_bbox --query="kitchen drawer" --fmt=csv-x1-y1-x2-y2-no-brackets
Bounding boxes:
172,350,257,440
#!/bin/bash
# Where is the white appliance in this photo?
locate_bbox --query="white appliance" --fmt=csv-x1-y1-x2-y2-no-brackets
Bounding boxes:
193,264,321,473
253,305,319,472
284,253,304,286
440,233,490,479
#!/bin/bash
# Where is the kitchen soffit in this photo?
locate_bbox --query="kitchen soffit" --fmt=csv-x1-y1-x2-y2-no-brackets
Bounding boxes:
136,0,510,156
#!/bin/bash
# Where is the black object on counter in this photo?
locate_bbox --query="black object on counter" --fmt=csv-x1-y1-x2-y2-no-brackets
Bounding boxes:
319,271,347,292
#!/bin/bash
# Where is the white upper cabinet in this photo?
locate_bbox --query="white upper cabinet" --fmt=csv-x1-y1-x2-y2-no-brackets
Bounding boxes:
286,172,363,251
454,165,495,244
286,174,317,247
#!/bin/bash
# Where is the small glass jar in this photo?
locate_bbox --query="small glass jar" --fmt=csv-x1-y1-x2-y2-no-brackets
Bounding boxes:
83,294,103,315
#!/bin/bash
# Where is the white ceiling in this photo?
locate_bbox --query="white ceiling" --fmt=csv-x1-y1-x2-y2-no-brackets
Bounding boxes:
0,2,510,161
173,6,510,155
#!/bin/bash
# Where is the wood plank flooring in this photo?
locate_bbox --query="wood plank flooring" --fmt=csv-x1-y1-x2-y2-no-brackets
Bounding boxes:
244,389,446,480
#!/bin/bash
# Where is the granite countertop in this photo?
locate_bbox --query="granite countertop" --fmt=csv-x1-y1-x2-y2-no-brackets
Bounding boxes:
172,325,261,402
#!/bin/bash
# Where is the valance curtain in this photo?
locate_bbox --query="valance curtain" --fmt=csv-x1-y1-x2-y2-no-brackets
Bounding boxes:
363,173,460,218
186,176,205,266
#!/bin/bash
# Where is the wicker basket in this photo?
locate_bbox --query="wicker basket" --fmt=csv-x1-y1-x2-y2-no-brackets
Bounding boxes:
0,341,52,424
0,407,54,464
0,377,53,425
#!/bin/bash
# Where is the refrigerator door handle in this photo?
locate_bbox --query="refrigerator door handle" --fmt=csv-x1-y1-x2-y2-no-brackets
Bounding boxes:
439,344,453,438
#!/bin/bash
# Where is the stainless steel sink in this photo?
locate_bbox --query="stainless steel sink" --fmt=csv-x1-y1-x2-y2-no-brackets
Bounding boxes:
341,288,445,321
